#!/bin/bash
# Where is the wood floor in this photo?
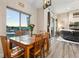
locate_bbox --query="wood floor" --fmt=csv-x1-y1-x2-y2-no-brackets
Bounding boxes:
47,37,79,58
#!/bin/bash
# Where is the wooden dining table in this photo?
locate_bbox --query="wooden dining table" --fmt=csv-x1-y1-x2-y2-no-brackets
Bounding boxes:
9,35,36,58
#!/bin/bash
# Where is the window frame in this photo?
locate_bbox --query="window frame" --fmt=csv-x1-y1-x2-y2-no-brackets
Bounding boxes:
6,6,31,37
6,6,31,30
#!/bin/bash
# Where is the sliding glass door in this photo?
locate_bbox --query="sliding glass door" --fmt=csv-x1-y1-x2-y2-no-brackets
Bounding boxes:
6,7,30,37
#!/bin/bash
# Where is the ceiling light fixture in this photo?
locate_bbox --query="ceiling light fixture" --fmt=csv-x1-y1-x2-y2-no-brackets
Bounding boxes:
18,2,24,8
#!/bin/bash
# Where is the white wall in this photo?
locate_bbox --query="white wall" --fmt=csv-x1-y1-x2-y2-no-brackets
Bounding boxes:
0,0,37,57
37,8,44,33
57,9,79,30
44,8,49,32
57,13,69,30
0,0,6,36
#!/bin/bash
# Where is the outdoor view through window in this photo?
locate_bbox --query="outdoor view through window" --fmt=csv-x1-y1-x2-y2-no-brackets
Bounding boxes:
6,7,30,37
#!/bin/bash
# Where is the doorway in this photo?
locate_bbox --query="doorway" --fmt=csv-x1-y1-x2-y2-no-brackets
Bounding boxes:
51,18,57,37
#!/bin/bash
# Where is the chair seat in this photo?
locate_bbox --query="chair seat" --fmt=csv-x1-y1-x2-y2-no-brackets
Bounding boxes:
11,46,24,57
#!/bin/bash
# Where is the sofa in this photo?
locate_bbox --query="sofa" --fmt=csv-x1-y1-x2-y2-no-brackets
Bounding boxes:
60,30,79,42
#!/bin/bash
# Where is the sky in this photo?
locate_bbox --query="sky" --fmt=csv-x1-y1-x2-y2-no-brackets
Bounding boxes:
6,8,30,27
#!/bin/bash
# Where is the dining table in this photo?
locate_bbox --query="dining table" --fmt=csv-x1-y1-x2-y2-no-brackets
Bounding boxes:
9,35,36,58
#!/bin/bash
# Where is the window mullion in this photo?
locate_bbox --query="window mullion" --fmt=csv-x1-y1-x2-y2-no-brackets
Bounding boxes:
19,12,21,30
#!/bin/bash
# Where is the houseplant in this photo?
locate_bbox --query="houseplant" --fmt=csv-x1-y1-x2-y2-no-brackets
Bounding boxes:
28,24,35,36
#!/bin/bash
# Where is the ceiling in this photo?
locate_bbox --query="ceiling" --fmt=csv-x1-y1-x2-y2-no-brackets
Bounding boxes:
54,0,79,14
26,0,43,8
26,0,79,14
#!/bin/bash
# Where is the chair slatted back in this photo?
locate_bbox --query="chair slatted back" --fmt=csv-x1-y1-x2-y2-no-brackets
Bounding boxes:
0,36,11,57
34,35,42,52
44,32,49,51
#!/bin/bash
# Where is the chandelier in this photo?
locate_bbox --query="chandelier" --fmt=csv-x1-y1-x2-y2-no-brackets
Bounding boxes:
43,0,51,9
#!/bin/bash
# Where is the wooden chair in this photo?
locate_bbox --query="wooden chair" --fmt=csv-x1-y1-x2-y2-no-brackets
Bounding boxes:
30,34,44,58
0,36,24,58
42,32,49,57
15,30,26,36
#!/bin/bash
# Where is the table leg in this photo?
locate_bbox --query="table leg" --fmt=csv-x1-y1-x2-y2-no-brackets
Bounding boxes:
24,47,30,58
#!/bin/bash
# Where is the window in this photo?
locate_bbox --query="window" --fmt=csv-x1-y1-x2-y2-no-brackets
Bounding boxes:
6,7,30,37
7,9,20,27
21,13,30,30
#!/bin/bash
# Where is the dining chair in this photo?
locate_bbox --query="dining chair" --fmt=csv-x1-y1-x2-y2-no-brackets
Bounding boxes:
30,34,44,58
15,30,26,36
43,32,49,57
0,36,24,58
36,34,46,58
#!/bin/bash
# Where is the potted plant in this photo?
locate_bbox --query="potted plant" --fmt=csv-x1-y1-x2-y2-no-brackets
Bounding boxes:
28,24,35,36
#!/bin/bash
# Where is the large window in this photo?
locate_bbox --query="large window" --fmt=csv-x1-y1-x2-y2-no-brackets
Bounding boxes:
21,13,30,30
6,7,30,37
